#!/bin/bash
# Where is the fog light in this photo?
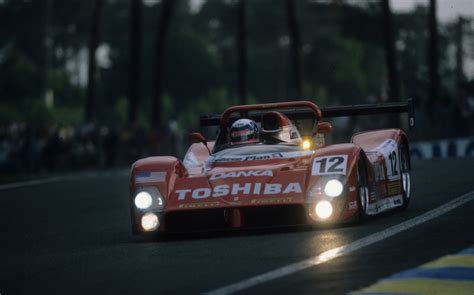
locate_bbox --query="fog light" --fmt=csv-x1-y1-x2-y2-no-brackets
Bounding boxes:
324,179,343,197
134,191,153,209
315,201,333,219
141,212,159,231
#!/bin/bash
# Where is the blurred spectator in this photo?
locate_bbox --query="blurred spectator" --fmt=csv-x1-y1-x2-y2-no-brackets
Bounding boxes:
0,122,163,178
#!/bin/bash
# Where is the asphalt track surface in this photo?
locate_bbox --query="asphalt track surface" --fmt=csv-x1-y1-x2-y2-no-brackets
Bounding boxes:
1,158,474,294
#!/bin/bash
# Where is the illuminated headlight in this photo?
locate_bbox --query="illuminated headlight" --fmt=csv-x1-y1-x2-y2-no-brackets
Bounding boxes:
141,212,159,231
315,201,333,219
134,191,153,209
324,179,343,197
302,139,311,150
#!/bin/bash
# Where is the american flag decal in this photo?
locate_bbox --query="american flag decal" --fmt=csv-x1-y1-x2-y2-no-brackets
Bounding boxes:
135,171,166,183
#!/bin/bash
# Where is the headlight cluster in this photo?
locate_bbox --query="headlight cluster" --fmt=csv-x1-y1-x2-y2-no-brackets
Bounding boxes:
308,178,344,220
133,186,164,232
133,187,164,232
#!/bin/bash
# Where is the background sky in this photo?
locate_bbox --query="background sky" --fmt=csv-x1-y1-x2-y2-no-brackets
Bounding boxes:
390,0,473,22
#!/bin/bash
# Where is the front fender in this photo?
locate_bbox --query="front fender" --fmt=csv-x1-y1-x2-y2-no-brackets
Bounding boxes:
129,156,188,234
130,156,188,199
306,143,366,222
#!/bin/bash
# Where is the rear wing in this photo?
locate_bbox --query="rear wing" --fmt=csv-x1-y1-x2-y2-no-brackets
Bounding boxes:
200,99,415,129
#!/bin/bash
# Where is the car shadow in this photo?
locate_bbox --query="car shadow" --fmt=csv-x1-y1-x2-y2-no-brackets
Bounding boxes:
132,205,414,244
132,220,362,243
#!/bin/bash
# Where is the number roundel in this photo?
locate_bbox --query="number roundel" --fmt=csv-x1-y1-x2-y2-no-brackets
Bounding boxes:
312,155,348,175
388,150,398,176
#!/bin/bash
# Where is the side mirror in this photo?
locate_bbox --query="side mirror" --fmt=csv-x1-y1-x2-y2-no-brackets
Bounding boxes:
189,132,212,155
189,132,206,144
315,121,332,134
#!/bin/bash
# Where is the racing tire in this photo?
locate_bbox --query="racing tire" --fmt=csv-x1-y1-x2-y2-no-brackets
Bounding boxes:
399,141,411,210
357,157,370,221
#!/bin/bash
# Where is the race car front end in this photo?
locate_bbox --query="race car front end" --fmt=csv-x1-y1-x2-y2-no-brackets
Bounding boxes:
129,151,363,236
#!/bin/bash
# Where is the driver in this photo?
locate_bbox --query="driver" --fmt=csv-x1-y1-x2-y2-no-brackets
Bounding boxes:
230,119,259,145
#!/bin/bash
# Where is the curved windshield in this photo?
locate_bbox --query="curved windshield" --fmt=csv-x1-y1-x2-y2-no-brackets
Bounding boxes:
208,143,313,163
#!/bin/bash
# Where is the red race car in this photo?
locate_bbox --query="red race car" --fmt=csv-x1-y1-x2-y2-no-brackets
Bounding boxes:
129,100,414,235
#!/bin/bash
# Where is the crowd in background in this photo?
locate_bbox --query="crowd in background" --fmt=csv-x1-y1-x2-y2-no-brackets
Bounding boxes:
0,123,175,178
2,94,473,179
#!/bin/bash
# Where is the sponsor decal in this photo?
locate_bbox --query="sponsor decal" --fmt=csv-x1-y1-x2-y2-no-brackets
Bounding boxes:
311,155,348,175
208,151,314,163
290,131,299,139
175,182,302,200
251,197,293,204
210,169,273,180
178,202,220,209
367,194,403,214
387,181,401,195
135,171,166,183
348,200,357,210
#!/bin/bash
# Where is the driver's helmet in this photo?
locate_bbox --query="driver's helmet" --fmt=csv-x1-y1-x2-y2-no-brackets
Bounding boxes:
261,111,302,145
230,119,259,145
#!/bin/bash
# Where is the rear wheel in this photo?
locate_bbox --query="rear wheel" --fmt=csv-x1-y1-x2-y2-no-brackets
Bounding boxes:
357,158,370,221
399,141,411,210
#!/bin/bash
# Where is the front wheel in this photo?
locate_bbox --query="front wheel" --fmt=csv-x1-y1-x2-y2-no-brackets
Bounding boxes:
357,158,370,221
399,141,411,210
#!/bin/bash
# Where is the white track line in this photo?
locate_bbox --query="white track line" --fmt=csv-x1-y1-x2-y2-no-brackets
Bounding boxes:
205,190,474,295
0,170,128,191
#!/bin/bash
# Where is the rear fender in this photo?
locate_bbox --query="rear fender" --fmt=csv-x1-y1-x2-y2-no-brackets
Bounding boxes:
352,129,408,156
352,128,410,177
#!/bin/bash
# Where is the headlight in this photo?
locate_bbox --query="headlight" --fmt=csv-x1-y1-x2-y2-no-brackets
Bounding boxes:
134,191,153,209
302,139,311,150
141,212,159,231
315,201,333,219
324,179,343,197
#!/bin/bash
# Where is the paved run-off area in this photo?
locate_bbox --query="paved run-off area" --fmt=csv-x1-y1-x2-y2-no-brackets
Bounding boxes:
1,158,473,294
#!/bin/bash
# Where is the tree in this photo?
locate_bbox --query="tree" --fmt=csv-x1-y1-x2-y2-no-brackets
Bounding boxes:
129,0,142,125
455,17,466,96
286,0,303,98
427,0,439,112
237,0,247,105
381,0,399,101
152,0,175,130
85,0,104,122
